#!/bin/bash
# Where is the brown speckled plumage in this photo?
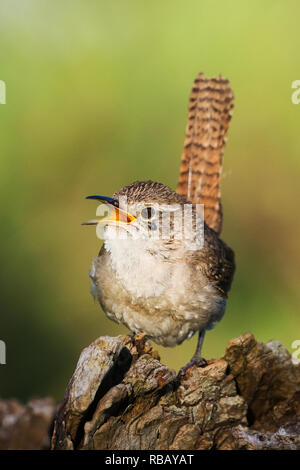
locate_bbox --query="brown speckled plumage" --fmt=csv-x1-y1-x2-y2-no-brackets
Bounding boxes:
115,180,187,205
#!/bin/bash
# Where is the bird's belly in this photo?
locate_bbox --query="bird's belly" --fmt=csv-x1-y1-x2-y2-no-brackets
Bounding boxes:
89,253,226,347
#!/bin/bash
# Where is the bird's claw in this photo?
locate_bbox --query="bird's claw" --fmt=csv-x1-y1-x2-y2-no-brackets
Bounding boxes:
177,356,208,379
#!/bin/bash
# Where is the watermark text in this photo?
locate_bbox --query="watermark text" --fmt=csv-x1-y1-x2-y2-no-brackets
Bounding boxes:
291,80,300,104
0,340,6,364
292,340,300,361
0,80,6,104
87,197,205,250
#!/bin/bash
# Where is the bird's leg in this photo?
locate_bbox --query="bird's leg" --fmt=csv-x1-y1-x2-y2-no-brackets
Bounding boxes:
128,331,136,341
177,329,208,377
128,331,139,346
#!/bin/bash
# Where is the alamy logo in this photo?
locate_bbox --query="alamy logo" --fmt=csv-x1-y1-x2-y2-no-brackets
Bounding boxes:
0,80,6,104
291,80,300,104
0,340,6,364
86,197,205,250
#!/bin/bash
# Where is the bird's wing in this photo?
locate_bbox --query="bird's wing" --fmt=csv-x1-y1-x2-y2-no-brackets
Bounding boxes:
177,73,234,235
192,225,235,298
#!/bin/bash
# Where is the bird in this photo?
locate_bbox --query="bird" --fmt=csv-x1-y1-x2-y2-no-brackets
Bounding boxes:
83,73,235,376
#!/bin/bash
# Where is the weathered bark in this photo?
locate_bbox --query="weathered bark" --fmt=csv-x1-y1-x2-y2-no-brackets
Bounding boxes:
50,332,300,450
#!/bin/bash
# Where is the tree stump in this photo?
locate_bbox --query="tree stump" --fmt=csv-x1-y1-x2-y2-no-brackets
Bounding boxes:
50,332,300,450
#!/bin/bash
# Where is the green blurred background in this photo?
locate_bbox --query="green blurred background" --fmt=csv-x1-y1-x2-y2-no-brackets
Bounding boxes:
0,0,299,401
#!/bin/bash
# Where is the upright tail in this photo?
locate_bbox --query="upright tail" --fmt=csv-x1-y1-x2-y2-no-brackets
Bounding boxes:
176,73,234,235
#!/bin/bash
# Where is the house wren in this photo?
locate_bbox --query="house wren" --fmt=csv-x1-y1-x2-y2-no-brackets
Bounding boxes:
83,73,235,375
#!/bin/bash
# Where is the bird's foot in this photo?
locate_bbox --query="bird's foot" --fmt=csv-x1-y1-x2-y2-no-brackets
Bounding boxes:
128,331,147,342
128,332,148,355
177,355,208,379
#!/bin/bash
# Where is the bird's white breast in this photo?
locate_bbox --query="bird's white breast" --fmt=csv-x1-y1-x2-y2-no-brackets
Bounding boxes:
90,229,226,347
104,236,173,299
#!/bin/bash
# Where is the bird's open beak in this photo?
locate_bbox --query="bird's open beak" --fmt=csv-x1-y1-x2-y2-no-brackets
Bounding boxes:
82,195,136,226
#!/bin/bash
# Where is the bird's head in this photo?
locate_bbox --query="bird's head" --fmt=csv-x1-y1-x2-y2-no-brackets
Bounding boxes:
83,180,204,250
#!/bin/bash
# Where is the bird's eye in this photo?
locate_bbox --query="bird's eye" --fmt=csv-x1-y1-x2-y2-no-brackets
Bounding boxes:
141,207,155,220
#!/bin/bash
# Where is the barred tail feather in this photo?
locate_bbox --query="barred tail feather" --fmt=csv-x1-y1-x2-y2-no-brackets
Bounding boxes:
176,73,234,235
